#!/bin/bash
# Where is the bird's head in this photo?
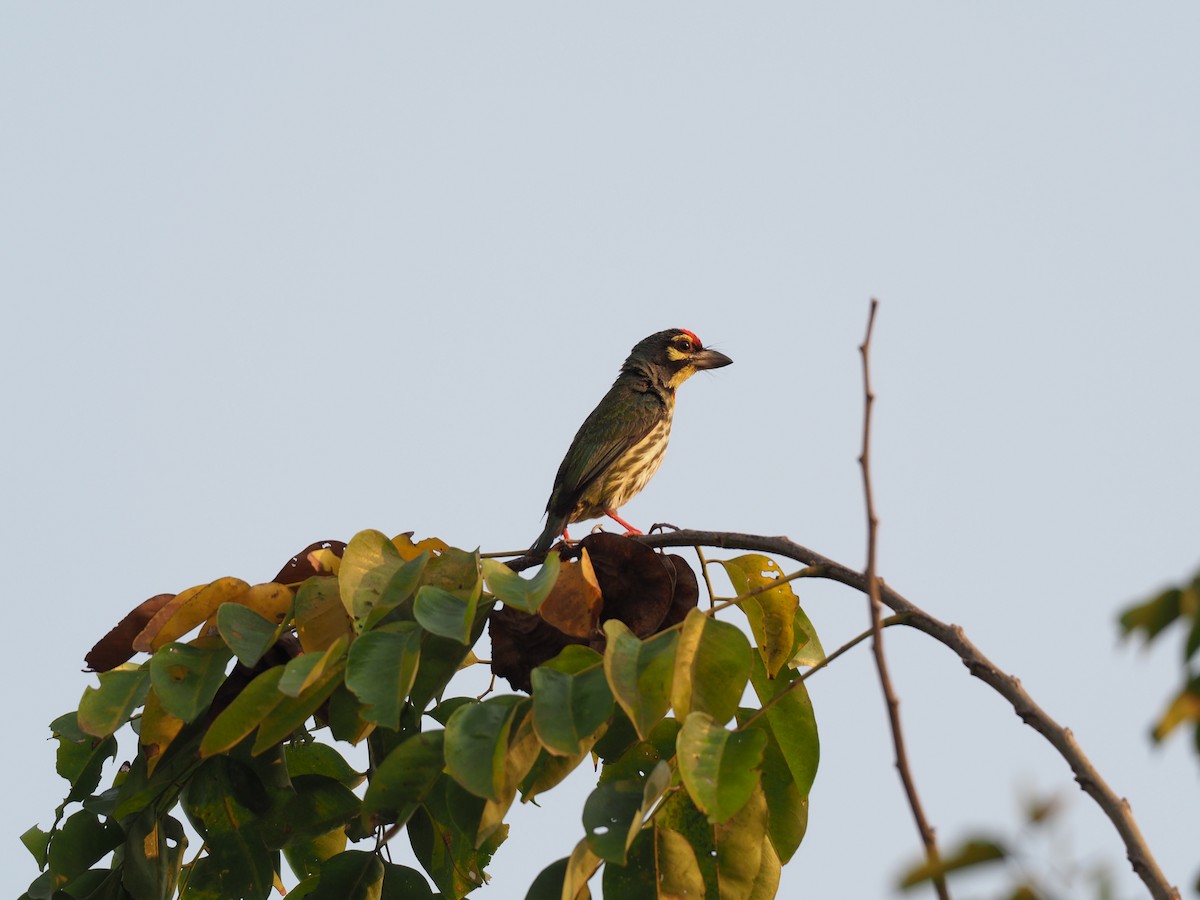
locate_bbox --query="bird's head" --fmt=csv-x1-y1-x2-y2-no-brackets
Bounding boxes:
624,328,733,390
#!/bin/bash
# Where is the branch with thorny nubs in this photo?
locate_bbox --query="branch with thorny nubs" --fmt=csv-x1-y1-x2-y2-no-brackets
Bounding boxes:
857,299,951,900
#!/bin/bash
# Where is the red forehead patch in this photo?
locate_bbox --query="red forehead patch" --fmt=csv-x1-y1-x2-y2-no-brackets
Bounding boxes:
678,328,701,346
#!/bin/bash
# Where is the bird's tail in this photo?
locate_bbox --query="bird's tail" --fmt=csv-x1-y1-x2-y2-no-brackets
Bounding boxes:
529,513,568,557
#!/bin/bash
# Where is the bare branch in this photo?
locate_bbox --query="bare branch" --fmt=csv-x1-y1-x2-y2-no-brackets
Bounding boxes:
634,527,1180,900
858,300,950,899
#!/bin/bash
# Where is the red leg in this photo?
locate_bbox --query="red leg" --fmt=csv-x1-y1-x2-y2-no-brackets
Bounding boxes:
603,508,643,535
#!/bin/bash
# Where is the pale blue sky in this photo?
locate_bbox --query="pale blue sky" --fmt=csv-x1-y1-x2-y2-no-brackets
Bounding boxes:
3,5,1198,897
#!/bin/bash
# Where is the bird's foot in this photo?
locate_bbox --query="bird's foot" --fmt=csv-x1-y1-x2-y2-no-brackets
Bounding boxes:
648,522,680,534
602,508,643,535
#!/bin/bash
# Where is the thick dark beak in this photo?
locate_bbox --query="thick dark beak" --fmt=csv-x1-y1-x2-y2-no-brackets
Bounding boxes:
693,348,733,370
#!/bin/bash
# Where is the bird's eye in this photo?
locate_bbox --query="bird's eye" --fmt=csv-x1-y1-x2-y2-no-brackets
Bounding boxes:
677,339,693,352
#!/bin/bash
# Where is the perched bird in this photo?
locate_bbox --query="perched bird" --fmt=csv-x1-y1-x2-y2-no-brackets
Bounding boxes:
530,328,732,556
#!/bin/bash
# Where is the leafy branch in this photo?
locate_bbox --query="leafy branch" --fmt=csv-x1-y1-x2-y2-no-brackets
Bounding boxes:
636,525,1180,900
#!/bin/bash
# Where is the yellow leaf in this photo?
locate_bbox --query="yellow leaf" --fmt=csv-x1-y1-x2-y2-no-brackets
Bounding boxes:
720,555,798,678
133,577,249,653
392,532,449,561
307,548,342,576
140,689,184,776
234,582,295,624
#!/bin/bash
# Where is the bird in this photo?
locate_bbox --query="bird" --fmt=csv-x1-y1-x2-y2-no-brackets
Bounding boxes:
530,328,732,556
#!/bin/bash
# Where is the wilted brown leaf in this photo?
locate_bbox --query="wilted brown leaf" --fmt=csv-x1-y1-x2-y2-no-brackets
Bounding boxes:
581,533,673,638
84,593,175,672
489,605,587,693
659,553,700,628
272,540,347,585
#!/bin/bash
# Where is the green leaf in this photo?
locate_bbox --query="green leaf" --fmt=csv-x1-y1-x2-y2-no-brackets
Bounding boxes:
149,639,233,723
21,824,50,868
259,775,361,849
309,850,384,900
1118,586,1182,643
408,611,491,712
279,635,348,698
361,730,445,827
748,652,820,796
407,777,503,898
120,810,187,900
560,838,602,900
525,857,571,900
1151,675,1200,742
53,720,118,803
531,646,613,756
339,529,401,618
47,809,121,883
677,711,766,824
657,827,708,898
252,659,346,754
582,760,670,864
751,710,809,863
478,710,543,845
285,742,363,788
444,696,528,800
112,723,204,820
520,744,592,802
602,825,706,900
77,665,150,738
217,603,285,667
654,790,719,897
481,554,560,613
380,862,436,899
181,757,275,899
720,555,798,677
200,666,285,758
602,620,678,741
898,837,1007,890
345,624,422,730
413,584,478,645
788,604,826,668
672,608,752,724
283,827,349,882
715,786,777,900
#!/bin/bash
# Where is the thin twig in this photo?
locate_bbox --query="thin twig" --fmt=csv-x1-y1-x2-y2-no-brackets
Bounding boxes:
633,527,1180,900
694,545,718,610
858,299,950,900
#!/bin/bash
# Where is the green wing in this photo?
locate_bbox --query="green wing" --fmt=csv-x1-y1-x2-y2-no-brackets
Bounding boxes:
546,382,666,519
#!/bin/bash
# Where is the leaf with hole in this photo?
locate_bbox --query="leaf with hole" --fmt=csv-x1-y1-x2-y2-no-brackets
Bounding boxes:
720,555,798,678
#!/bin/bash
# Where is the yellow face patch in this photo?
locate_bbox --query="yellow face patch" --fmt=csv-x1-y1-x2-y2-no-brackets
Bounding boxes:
667,364,697,388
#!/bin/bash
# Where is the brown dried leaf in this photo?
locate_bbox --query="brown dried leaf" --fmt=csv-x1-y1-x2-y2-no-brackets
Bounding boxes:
489,605,586,693
272,540,347,585
538,551,603,639
84,593,175,672
660,553,700,629
581,533,674,638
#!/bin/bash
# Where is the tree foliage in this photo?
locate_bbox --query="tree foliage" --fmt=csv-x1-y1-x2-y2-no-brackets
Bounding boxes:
22,531,822,899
